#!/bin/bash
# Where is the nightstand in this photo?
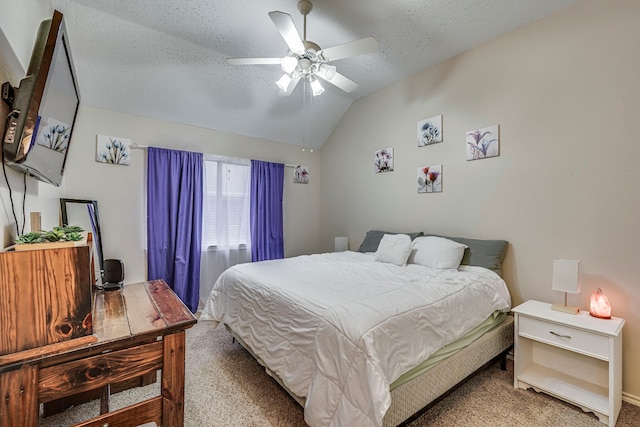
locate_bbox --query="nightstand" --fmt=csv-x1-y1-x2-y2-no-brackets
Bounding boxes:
512,300,624,427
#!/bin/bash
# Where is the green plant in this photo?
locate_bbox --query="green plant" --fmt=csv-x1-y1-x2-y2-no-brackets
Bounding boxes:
15,225,85,245
62,225,84,233
15,232,47,245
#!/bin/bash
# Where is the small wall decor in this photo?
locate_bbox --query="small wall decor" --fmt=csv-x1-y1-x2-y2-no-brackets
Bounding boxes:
374,147,394,173
417,115,443,147
96,134,131,165
466,124,499,160
417,164,442,193
36,117,71,153
294,165,309,184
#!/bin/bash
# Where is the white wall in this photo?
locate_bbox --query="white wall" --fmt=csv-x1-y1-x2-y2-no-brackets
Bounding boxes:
0,0,51,70
61,106,320,285
320,0,640,400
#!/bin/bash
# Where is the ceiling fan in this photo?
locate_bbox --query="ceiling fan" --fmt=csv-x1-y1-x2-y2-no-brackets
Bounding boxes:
226,0,378,96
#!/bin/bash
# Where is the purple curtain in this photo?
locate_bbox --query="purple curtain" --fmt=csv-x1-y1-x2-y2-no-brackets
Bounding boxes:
147,147,203,312
250,160,284,262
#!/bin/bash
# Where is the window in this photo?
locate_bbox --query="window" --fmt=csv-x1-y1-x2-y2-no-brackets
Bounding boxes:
201,157,251,249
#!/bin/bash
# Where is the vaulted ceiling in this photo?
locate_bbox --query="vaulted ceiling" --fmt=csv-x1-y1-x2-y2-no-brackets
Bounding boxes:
50,0,576,149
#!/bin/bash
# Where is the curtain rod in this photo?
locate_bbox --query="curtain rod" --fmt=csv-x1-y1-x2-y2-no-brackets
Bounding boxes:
130,143,298,168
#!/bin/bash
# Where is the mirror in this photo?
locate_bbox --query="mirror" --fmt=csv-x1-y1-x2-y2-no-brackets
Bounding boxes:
60,198,103,282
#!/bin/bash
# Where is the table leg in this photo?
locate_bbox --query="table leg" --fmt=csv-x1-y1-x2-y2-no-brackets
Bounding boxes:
0,365,39,426
100,383,110,414
161,331,186,427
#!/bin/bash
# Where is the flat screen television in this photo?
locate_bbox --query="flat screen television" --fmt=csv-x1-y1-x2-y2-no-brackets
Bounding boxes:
1,10,79,186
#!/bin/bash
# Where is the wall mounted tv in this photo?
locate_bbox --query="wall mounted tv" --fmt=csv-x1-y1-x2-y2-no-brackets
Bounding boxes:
1,10,79,187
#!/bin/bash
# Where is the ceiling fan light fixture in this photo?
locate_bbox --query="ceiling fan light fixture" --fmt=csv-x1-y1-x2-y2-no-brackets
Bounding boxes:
281,56,298,74
319,64,337,80
276,74,292,91
227,1,378,98
310,77,324,96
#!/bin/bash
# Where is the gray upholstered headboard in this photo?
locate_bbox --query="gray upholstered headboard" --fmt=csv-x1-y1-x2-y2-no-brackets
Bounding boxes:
357,230,508,276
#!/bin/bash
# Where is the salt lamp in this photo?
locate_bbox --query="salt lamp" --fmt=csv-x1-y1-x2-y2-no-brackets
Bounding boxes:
589,288,611,319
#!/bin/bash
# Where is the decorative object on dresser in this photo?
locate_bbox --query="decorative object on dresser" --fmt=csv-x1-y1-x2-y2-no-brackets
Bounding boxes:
102,258,125,290
551,258,581,314
13,225,86,250
513,300,625,427
60,198,106,286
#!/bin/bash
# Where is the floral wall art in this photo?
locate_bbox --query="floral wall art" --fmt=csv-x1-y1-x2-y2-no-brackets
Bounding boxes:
374,147,394,173
294,165,309,184
417,115,443,147
466,124,499,160
96,134,131,165
417,164,442,193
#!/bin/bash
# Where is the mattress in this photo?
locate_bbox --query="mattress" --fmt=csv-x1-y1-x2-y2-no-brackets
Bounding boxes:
390,310,507,390
201,251,511,427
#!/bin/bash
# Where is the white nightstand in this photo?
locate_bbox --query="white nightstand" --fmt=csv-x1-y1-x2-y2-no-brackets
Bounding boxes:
512,300,625,426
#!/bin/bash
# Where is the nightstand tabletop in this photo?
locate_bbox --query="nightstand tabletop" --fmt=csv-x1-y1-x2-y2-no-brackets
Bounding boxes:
512,300,624,337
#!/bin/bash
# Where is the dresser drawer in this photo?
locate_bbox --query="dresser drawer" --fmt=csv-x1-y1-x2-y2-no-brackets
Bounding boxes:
518,316,609,360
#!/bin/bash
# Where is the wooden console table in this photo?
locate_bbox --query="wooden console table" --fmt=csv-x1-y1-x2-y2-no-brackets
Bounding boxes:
0,279,197,426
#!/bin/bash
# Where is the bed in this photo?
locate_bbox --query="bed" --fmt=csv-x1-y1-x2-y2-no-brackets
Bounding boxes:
201,231,513,427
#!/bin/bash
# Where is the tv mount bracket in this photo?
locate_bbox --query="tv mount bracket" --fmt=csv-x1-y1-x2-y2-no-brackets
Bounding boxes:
2,82,15,107
2,82,19,145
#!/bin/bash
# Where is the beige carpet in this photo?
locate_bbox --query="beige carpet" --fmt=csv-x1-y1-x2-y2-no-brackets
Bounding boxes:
41,320,640,427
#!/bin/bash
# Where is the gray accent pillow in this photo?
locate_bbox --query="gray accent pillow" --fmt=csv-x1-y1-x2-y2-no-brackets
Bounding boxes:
357,230,423,253
425,235,508,276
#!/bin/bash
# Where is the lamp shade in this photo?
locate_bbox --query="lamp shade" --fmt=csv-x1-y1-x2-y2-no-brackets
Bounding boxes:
334,236,348,252
552,259,581,294
281,56,297,74
310,77,324,96
276,74,292,91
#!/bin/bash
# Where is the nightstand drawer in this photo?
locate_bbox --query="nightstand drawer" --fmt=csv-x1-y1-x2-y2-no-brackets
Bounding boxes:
518,316,609,359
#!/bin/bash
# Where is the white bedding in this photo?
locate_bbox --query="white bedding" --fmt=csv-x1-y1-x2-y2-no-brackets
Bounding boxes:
200,251,511,427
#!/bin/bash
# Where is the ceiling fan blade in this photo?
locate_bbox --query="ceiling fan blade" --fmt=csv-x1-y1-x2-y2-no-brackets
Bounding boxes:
318,37,379,62
317,71,359,93
226,58,282,65
268,11,306,55
278,75,301,96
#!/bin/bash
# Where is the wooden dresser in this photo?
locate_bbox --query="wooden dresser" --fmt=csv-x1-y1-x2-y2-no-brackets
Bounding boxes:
0,279,196,426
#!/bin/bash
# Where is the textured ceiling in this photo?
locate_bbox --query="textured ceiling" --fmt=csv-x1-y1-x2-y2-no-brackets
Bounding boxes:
49,0,576,149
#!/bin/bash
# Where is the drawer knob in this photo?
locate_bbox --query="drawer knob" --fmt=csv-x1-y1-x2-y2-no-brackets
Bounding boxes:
549,331,571,339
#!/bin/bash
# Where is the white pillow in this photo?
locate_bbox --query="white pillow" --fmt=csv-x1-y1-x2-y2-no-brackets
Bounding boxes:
409,236,468,269
374,234,412,266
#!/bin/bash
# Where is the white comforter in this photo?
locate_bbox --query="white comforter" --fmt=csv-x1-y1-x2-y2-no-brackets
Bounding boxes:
201,251,511,427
